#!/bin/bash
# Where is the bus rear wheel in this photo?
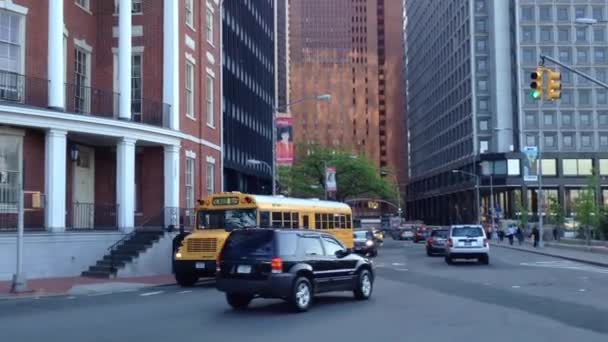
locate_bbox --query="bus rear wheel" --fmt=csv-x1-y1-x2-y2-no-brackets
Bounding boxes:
175,271,198,287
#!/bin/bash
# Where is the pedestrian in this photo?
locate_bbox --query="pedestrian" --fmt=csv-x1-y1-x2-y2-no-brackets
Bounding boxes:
507,225,515,245
498,229,504,242
531,226,540,248
552,227,558,241
516,226,524,245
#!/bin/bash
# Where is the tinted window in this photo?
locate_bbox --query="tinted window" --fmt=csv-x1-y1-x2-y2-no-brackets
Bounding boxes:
197,209,257,230
221,230,274,258
298,236,324,256
353,231,372,240
431,230,448,238
277,233,297,256
322,237,344,256
452,227,484,237
260,212,270,227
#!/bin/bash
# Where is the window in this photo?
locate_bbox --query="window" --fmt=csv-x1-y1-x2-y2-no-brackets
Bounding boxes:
322,236,344,256
185,0,194,28
478,98,489,110
521,7,534,21
185,157,195,209
540,27,552,42
523,48,535,64
599,112,608,126
595,48,606,63
600,159,608,176
508,159,520,176
206,74,214,126
476,19,487,33
562,112,573,127
131,54,142,116
558,48,571,63
563,133,574,148
185,61,194,118
557,7,569,21
0,133,22,209
558,28,570,42
477,58,488,72
581,134,593,148
580,112,592,126
539,7,551,21
563,159,577,176
525,112,537,128
475,0,486,13
579,90,591,106
206,161,215,194
544,134,555,148
115,0,142,14
576,27,587,42
579,159,593,176
577,48,588,64
595,28,605,42
521,27,534,43
593,7,604,21
477,79,488,92
561,90,573,105
0,11,22,74
74,48,90,113
479,119,489,131
298,236,324,256
541,159,557,176
476,39,488,52
564,159,593,176
601,134,608,148
479,140,489,153
77,0,90,10
575,6,586,20
543,112,554,126
525,135,536,147
206,8,214,44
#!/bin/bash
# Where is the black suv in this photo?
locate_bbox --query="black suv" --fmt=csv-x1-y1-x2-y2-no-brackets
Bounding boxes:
216,229,375,312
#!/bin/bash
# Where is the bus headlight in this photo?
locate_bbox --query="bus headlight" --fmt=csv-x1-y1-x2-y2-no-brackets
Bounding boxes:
175,252,182,259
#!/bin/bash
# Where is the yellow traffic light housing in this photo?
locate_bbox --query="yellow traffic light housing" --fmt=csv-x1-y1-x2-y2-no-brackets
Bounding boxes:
530,67,544,100
546,69,562,101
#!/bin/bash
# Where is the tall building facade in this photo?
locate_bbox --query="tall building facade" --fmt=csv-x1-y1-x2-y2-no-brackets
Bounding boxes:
0,0,222,280
405,0,608,225
276,0,289,111
289,0,407,201
222,0,276,194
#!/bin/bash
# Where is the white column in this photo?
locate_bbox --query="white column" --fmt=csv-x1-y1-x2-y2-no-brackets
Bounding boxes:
116,137,136,232
44,129,67,232
492,0,514,152
118,0,132,120
48,0,65,109
163,0,180,130
164,145,180,227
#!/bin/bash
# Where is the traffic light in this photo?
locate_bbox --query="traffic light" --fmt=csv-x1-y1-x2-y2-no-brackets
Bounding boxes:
546,69,562,101
530,67,544,100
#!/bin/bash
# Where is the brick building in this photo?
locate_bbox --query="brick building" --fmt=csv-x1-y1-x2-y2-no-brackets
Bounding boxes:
0,0,222,280
288,0,407,214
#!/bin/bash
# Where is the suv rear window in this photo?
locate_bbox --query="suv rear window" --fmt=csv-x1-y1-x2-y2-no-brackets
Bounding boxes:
431,230,448,238
451,227,484,237
221,230,275,258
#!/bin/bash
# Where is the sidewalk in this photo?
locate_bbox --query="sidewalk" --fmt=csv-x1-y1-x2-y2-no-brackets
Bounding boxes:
0,274,176,300
491,240,608,268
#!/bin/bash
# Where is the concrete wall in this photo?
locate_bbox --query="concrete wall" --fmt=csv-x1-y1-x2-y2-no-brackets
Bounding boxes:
116,232,177,278
0,232,125,281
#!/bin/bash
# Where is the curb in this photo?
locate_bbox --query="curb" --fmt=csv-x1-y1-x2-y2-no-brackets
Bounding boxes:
491,243,608,268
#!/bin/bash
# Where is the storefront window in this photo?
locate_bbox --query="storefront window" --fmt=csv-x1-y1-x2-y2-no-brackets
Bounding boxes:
600,159,608,176
0,133,22,208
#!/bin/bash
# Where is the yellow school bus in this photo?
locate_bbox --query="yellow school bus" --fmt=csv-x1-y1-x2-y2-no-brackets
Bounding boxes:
173,192,354,286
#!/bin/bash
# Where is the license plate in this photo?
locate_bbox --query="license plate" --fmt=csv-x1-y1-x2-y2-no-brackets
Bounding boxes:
464,241,472,247
237,265,252,274
195,262,206,269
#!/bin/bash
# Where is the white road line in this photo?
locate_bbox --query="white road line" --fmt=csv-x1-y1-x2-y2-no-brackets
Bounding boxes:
511,285,521,289
578,289,587,292
66,296,76,300
375,263,386,268
392,262,406,266
88,292,112,297
140,291,164,297
394,268,409,272
178,290,193,294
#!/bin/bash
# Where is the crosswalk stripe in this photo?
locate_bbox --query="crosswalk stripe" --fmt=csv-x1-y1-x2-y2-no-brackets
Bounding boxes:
140,291,164,297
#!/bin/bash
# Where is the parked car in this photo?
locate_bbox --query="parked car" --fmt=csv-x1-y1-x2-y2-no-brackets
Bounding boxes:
391,227,414,240
412,226,429,243
353,230,378,257
426,229,448,256
216,229,375,312
445,225,490,265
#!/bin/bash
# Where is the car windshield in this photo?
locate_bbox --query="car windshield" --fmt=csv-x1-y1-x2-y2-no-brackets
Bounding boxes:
354,231,372,240
452,227,484,237
431,230,448,238
197,209,257,230
221,230,274,258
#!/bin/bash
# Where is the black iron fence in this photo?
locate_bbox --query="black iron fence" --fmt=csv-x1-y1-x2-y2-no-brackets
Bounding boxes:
67,202,119,231
0,70,172,129
135,207,196,231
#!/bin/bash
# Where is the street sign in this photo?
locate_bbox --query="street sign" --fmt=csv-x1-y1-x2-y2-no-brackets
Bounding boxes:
523,146,538,182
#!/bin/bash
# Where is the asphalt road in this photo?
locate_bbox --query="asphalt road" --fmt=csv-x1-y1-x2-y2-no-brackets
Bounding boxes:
2,240,608,342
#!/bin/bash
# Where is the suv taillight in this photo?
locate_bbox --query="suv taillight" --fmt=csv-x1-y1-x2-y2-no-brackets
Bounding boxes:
271,257,283,274
448,238,453,247
427,237,433,245
483,238,488,247
216,253,221,272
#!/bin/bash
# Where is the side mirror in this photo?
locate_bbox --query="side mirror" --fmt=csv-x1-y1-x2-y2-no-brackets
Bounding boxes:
335,249,350,258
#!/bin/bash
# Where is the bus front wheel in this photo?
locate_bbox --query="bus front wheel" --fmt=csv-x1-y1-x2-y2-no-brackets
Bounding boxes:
175,270,198,287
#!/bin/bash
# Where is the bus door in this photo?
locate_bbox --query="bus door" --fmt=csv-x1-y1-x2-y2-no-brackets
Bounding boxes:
302,214,311,229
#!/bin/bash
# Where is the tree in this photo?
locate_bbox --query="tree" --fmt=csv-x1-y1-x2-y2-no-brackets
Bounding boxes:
547,195,565,236
573,169,600,244
278,143,398,203
514,194,529,229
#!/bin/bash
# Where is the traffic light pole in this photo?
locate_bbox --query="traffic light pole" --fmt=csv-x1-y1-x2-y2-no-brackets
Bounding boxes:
541,54,608,90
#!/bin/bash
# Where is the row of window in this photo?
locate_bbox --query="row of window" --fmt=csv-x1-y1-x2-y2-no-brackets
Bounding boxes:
185,62,215,127
185,0,215,45
257,212,353,230
475,158,608,178
523,111,608,128
185,157,215,209
523,132,608,150
521,4,605,22
521,25,607,44
523,89,608,107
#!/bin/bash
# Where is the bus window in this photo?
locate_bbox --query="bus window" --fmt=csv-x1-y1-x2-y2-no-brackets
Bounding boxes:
260,211,270,227
272,212,282,228
327,214,334,229
292,213,300,228
315,214,321,229
322,214,328,229
340,215,346,228
197,209,257,230
282,212,292,229
346,214,352,228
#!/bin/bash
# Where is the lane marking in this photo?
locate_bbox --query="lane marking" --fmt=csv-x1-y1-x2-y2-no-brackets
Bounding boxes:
66,296,76,300
578,289,587,292
511,285,521,289
394,268,409,272
178,290,193,294
88,292,112,297
521,261,608,275
140,291,164,297
392,262,406,266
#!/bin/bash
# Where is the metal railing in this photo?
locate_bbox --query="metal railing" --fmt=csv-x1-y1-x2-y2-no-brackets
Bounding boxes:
67,202,119,231
0,71,49,108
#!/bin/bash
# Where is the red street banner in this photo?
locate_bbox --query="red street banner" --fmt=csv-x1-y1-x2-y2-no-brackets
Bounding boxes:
276,112,294,166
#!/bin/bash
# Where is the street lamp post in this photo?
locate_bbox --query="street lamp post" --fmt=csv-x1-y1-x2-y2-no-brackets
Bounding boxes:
452,169,481,225
272,94,331,197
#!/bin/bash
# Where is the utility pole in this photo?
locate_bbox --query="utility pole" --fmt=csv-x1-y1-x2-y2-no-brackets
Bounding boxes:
11,185,26,293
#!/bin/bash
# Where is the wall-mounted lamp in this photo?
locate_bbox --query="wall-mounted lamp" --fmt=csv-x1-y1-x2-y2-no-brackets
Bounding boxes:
70,145,79,162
